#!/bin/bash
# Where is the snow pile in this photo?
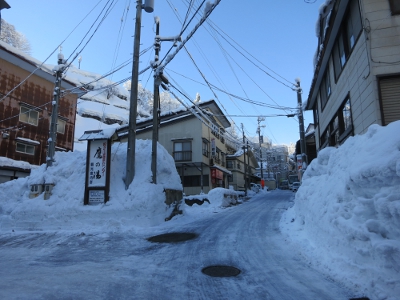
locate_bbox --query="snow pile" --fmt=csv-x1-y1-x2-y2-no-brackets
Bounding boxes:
281,121,400,300
0,140,183,232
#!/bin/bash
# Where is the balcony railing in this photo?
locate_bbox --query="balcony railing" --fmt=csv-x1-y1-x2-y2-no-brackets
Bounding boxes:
173,151,192,162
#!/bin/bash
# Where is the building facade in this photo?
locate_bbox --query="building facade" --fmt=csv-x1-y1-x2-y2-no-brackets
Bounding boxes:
226,149,259,191
306,0,400,151
0,41,78,182
117,100,243,195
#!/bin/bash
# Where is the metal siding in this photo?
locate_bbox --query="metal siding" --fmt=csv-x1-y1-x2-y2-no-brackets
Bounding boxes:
380,76,400,125
0,58,77,165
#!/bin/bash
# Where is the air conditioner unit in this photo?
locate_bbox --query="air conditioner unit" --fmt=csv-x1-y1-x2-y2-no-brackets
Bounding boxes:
2,132,9,139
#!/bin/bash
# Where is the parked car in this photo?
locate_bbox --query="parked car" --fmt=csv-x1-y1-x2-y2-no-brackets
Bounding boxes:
250,183,260,193
291,182,301,192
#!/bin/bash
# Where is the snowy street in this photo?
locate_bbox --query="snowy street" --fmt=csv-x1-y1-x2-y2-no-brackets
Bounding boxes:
0,190,353,300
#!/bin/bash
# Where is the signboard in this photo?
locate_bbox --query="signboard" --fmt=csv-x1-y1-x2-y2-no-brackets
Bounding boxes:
89,190,105,204
211,168,223,180
211,138,216,157
88,140,108,187
83,138,111,205
296,154,302,170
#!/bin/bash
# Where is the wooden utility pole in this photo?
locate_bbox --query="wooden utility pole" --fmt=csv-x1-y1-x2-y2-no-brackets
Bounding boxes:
241,123,247,196
125,0,153,189
151,18,161,183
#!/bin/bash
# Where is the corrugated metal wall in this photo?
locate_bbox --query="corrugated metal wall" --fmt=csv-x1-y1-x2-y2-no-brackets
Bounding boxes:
379,76,400,126
0,58,77,166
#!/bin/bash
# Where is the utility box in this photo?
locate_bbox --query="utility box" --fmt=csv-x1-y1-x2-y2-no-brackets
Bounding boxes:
29,184,43,198
43,183,55,200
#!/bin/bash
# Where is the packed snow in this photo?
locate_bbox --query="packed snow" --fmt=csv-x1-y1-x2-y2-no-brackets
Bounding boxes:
0,122,400,299
281,121,400,300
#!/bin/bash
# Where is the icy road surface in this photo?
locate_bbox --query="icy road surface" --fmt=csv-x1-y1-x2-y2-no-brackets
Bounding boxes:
0,190,353,299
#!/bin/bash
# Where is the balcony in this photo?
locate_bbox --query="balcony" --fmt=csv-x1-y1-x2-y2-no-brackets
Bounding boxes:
173,151,192,162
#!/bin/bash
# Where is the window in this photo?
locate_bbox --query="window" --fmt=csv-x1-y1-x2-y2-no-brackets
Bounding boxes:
19,106,39,126
221,152,226,167
389,0,400,15
313,102,319,126
215,148,221,164
16,142,35,155
347,0,362,48
226,160,234,169
320,68,331,110
173,141,192,161
320,97,353,148
50,118,66,134
57,118,66,134
202,139,209,157
341,98,352,134
332,1,362,80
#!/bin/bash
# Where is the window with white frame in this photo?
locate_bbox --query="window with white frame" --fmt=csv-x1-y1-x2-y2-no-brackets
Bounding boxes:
19,106,39,126
16,142,35,155
49,118,66,134
173,141,192,161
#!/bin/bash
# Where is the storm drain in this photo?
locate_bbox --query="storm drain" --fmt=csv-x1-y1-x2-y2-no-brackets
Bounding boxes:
147,232,198,243
201,265,241,277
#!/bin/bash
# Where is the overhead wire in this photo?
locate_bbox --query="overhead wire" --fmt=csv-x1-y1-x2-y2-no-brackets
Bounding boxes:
165,0,247,137
0,1,106,104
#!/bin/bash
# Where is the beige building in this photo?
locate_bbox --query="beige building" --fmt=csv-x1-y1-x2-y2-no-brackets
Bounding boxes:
116,100,250,195
306,0,400,151
226,149,259,191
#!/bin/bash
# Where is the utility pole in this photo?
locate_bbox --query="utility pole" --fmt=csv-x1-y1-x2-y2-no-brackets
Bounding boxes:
241,123,247,196
151,17,161,184
125,0,153,189
257,117,265,180
46,52,65,168
295,78,307,172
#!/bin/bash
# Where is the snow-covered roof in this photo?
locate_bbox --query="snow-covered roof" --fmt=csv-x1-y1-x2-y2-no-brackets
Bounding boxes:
210,164,232,175
78,128,118,141
0,40,76,89
0,156,36,170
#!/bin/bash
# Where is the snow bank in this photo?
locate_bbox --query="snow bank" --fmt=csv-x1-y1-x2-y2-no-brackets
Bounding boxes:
0,140,182,232
281,121,400,300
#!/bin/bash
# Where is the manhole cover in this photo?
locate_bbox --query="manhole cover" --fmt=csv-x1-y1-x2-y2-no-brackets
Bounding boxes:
201,265,241,277
147,232,198,243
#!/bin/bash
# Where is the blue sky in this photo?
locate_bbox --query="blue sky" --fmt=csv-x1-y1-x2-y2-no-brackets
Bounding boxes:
2,0,325,146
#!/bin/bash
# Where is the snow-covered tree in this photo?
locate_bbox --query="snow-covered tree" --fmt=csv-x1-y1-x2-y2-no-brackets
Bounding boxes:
159,91,181,112
124,80,153,114
0,19,31,54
